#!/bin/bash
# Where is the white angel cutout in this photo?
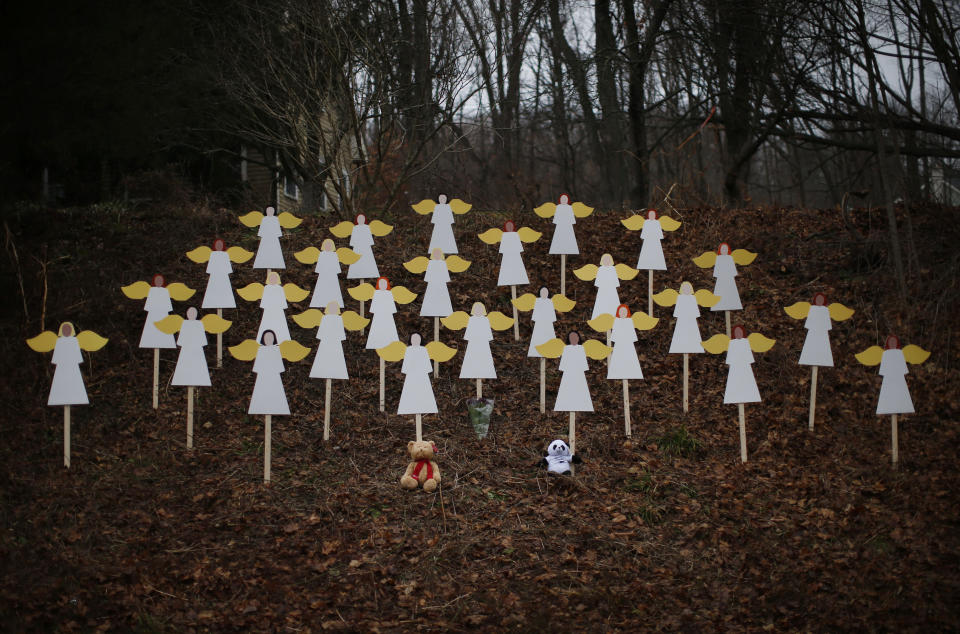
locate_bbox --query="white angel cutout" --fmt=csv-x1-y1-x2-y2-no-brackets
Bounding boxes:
653,282,721,412
856,336,930,465
154,307,232,449
329,213,393,281
412,194,472,254
229,332,310,482
238,206,303,271
574,253,640,320
702,326,776,462
442,302,514,398
534,194,594,295
512,288,576,412
121,275,196,409
587,305,659,437
621,209,682,315
237,271,310,344
293,238,362,310
404,248,471,372
27,323,108,467
784,293,856,430
693,243,757,335
478,220,542,339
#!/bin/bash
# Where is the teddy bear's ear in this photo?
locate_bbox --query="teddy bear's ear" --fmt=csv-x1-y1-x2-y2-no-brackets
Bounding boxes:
407,440,415,451
431,443,438,454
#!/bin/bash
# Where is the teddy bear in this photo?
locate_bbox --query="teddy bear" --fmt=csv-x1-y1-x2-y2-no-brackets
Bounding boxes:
400,440,441,492
538,439,582,475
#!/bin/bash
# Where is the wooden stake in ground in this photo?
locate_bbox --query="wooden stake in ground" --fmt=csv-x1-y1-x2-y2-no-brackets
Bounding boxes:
808,366,818,431
511,285,519,341
623,380,631,437
153,348,160,409
540,358,546,414
380,356,386,412
561,254,566,296
216,308,223,368
890,413,899,466
186,386,194,449
569,411,577,475
738,404,748,462
649,270,654,316
264,414,272,483
434,317,440,375
683,353,689,413
63,405,71,468
725,310,731,337
416,413,422,442
324,378,332,441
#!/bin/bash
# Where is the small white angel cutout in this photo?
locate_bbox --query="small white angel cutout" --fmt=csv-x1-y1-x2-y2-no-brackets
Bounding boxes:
693,243,757,334
293,238,362,309
27,323,109,467
478,220,542,287
535,194,594,256
403,248,472,318
186,239,254,310
537,331,612,413
512,287,577,358
348,277,418,350
442,302,514,397
239,206,303,271
574,254,640,319
329,213,394,280
621,208,682,271
237,271,310,344
377,334,457,440
412,194,472,254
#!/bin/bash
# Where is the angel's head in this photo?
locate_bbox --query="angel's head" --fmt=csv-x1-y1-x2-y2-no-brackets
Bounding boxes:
213,238,225,252
600,253,614,266
266,271,281,285
265,206,276,217
321,238,335,252
354,213,367,225
559,193,570,205
539,286,549,298
325,301,340,315
885,334,901,350
813,292,827,306
431,247,443,260
717,242,731,256
471,302,486,317
58,322,74,337
152,274,166,288
261,330,277,346
732,324,746,339
567,330,581,346
680,281,694,295
646,208,658,220
438,194,447,204
186,307,198,320
616,304,631,318
503,219,516,233
376,276,391,291
410,332,422,346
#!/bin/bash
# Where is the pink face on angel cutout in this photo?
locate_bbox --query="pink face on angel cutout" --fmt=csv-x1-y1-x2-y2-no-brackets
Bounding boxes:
616,304,631,318
321,238,335,252
600,253,614,266
213,238,225,252
717,243,731,256
266,271,280,285
59,322,74,337
261,330,276,346
152,274,166,287
559,194,570,205
885,335,901,350
503,220,516,233
265,206,276,217
731,324,746,339
186,307,198,320
813,292,827,306
431,247,443,260
438,194,447,204
354,213,367,225
539,287,549,298
471,302,485,317
376,277,390,291
567,330,581,346
646,209,658,220
410,333,422,346
680,281,694,295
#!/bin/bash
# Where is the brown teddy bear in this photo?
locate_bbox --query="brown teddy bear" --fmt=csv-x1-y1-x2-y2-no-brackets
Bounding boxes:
400,440,441,492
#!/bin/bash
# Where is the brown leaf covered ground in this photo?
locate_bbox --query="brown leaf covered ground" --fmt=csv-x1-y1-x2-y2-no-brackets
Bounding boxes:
1,198,959,632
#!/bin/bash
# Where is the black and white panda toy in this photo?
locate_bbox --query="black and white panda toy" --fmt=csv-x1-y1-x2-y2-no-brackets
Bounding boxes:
538,439,582,475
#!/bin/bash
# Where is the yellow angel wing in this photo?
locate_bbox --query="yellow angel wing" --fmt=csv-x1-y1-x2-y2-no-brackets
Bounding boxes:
784,301,811,320
237,282,265,302
279,339,311,362
186,246,212,263
902,345,930,365
441,311,470,331
411,199,436,215
76,331,109,352
403,256,430,274
828,303,855,322
426,341,458,362
659,215,682,231
478,228,503,244
227,246,254,263
336,247,361,265
121,280,151,300
732,249,757,265
329,220,354,238
517,227,542,243
200,314,232,334
615,263,640,280
294,246,321,264
632,311,659,331
621,214,645,231
341,310,370,331
855,346,884,366
348,283,375,302
166,283,196,302
583,339,612,360
572,202,594,218
369,220,393,236
277,212,302,229
292,308,325,329
376,340,407,362
652,288,679,307
573,264,599,281
238,210,264,227
154,314,184,334
449,199,471,215
487,311,514,331
26,331,58,353
587,314,614,333
283,284,310,303
692,251,717,268
445,255,471,273
228,339,260,361
535,338,565,359
747,333,776,353
534,202,556,218
512,293,536,312
391,286,417,305
701,334,731,354
552,294,576,313
694,289,722,308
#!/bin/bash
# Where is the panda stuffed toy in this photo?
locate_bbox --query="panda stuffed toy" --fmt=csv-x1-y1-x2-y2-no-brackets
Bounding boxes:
538,439,582,475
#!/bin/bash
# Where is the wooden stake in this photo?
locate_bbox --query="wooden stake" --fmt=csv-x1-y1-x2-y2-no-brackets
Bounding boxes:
623,379,631,437
738,403,748,463
476,378,482,399
648,270,654,317
434,316,440,375
725,310,731,337
808,366,818,431
540,358,546,414
569,411,576,475
359,298,365,333
682,353,689,413
891,414,899,466
216,308,223,368
152,348,160,409
379,356,385,412
63,405,71,468
606,330,611,366
264,414,272,483
415,413,422,441
511,285,519,341
323,378,332,441
561,254,566,296
186,386,194,449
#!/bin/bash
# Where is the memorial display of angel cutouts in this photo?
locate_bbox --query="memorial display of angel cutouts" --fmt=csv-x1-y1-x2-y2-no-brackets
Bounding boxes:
534,194,594,295
237,271,310,344
693,243,757,336
702,325,776,463
292,302,369,440
855,335,930,465
411,194,472,254
653,281,721,412
229,331,310,483
238,206,303,271
784,293,856,430
121,275,196,409
573,253,640,320
512,287,576,413
621,209,682,315
154,307,232,449
587,304,658,437
26,322,108,467
329,214,394,306
478,220,542,339
403,248,472,367
377,333,457,440
441,302,514,398
293,238,361,310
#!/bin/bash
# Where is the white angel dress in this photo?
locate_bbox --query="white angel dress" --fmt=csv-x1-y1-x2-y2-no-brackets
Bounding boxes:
712,253,742,311
876,349,914,415
248,344,289,415
636,218,666,270
723,338,761,404
347,223,379,279
310,250,345,309
669,294,704,354
421,259,453,317
255,284,291,344
554,344,593,412
140,287,177,349
48,335,88,406
254,215,284,270
549,202,578,255
397,344,438,414
429,201,457,254
591,264,621,318
460,315,496,379
527,295,558,357
170,320,211,387
498,231,529,286
365,289,398,349
607,317,644,380
309,313,348,379
202,250,236,309
798,305,833,366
